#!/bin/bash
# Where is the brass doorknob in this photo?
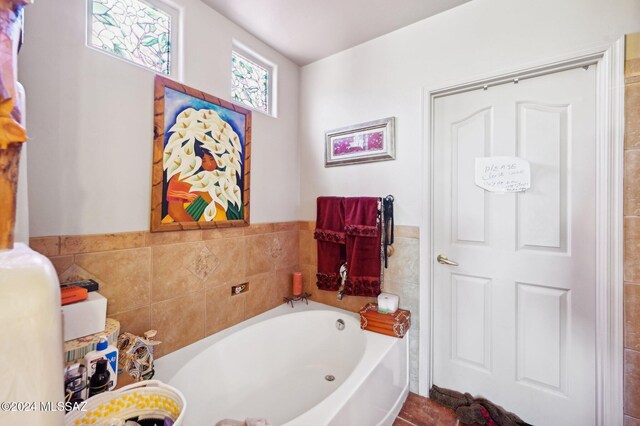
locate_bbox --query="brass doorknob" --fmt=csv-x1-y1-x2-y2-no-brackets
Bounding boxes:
437,254,459,266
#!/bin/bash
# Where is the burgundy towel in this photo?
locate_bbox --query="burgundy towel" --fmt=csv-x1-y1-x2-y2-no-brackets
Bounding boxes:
343,197,382,297
314,197,346,291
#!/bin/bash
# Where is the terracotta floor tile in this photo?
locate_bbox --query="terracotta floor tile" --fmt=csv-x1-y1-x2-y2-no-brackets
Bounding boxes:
396,392,485,426
398,393,459,426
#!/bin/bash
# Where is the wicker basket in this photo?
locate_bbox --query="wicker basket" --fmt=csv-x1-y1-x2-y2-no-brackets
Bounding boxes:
64,380,186,426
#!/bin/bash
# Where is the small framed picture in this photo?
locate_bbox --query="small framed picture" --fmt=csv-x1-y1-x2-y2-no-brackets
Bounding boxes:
324,117,395,167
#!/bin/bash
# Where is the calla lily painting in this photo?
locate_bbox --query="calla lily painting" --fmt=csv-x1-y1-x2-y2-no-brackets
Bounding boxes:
151,76,251,232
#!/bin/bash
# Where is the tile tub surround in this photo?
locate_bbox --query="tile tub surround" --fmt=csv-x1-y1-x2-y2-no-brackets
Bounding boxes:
626,33,640,424
30,222,299,358
31,220,420,389
299,221,421,392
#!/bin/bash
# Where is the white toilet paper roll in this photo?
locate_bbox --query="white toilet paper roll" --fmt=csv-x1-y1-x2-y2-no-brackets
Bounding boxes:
377,292,399,314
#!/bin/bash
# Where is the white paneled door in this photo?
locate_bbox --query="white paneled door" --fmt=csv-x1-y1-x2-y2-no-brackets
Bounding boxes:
432,66,597,425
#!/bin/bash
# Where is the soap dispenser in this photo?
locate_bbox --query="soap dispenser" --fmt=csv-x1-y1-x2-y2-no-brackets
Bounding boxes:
84,336,118,390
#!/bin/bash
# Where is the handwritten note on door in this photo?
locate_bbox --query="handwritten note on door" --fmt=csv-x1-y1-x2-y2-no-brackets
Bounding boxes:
475,157,531,193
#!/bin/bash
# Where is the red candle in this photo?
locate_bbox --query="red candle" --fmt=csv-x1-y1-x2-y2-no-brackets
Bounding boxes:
292,272,303,296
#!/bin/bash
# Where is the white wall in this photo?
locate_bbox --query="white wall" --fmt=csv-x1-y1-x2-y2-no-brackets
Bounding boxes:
20,0,300,237
299,0,640,226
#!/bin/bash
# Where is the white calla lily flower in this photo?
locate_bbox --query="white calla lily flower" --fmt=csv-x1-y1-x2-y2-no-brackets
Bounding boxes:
166,155,183,180
169,115,206,141
203,203,217,222
180,139,196,157
165,131,190,151
198,137,219,158
185,171,212,190
223,167,237,182
199,109,221,124
230,133,242,152
214,186,228,211
228,147,242,164
222,180,240,207
168,119,192,133
210,143,226,156
232,186,242,206
210,170,226,180
175,108,197,122
211,129,231,148
221,153,241,174
178,155,201,180
214,155,226,170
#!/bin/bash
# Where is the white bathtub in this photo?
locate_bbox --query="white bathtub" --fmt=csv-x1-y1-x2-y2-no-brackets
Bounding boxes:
154,301,408,426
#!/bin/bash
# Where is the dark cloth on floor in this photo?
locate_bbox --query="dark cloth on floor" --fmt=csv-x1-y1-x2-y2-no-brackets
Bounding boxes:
314,197,346,291
429,385,532,426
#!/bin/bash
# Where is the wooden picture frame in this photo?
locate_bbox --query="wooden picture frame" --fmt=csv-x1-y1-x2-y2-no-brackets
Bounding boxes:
324,117,395,167
151,75,251,232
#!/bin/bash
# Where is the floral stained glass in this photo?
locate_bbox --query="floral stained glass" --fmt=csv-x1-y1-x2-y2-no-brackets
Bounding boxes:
90,0,171,75
231,51,269,114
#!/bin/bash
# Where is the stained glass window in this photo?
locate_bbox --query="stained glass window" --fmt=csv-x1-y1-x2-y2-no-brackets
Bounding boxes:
231,51,270,114
89,0,172,75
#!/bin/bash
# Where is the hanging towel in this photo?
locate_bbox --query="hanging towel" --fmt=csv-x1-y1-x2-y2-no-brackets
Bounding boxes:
343,197,382,297
314,197,346,291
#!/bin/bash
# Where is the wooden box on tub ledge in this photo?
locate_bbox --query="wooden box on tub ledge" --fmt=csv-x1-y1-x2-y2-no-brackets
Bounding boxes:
358,303,411,338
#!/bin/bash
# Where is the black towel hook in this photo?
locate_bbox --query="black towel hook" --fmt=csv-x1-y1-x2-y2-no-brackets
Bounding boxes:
383,195,394,268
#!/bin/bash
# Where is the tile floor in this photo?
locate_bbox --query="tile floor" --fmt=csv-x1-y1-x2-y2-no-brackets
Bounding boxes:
394,392,482,426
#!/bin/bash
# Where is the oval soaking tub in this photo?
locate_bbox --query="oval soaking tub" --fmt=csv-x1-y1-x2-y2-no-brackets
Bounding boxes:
154,301,408,426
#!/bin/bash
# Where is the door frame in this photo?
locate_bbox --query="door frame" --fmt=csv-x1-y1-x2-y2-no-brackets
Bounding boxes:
419,39,625,425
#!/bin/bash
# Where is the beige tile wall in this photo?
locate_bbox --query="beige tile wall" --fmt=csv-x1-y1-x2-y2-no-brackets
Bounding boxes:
32,221,420,389
625,33,640,425
30,222,299,358
299,221,421,392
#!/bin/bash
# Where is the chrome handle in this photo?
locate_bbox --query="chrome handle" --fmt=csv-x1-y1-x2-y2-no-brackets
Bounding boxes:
437,254,459,266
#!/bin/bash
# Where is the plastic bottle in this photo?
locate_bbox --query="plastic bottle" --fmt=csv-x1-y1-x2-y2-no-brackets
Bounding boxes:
88,358,110,397
84,336,118,390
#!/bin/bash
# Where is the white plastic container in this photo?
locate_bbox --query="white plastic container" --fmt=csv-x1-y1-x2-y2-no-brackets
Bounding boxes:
84,336,118,391
0,244,64,425
377,292,399,313
61,291,107,341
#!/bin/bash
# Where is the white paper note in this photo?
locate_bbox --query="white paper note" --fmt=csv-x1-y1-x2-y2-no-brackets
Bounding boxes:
475,156,531,193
